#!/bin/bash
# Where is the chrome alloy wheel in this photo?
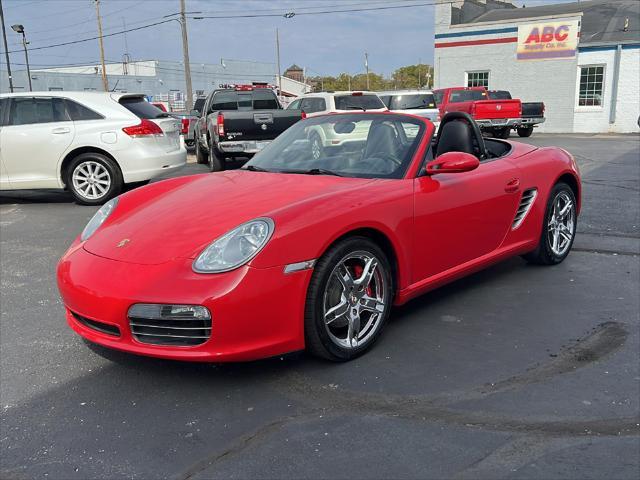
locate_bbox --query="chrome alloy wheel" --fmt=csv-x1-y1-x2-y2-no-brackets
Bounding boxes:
311,136,322,160
323,251,388,349
548,191,576,256
72,161,111,200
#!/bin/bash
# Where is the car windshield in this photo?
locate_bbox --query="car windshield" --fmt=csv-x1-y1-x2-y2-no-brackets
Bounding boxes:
390,93,437,110
243,113,424,179
334,94,385,111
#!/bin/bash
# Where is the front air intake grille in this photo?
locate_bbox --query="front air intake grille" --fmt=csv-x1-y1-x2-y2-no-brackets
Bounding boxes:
512,188,538,230
71,311,121,337
127,304,211,346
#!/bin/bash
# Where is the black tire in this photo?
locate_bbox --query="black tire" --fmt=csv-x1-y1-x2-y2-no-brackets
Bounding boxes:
497,127,511,139
304,236,394,361
309,132,323,160
195,138,209,164
523,182,577,265
66,152,122,206
517,126,534,138
208,145,225,172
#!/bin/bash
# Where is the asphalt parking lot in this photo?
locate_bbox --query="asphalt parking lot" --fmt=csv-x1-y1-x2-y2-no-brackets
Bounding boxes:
1,134,639,479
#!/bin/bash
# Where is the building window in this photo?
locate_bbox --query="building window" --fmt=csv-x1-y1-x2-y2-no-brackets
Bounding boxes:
578,65,604,107
48,87,63,91
466,71,489,88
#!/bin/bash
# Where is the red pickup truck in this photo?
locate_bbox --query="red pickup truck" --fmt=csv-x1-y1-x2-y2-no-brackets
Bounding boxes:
433,87,521,139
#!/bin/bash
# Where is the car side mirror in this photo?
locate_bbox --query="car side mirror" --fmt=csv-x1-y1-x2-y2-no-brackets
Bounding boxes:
190,109,200,116
426,151,479,174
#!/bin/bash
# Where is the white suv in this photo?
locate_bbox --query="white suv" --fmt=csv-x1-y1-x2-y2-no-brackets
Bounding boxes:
377,90,440,129
287,91,387,159
0,92,186,205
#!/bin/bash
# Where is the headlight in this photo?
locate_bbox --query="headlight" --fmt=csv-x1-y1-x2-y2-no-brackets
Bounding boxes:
193,218,274,273
81,197,118,241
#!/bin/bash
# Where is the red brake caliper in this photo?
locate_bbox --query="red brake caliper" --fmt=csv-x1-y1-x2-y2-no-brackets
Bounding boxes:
353,264,373,296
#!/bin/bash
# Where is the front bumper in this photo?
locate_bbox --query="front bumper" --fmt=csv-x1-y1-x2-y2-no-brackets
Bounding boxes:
57,246,310,362
475,118,521,129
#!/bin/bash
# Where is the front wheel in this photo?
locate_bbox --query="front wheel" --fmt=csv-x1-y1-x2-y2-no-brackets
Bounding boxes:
305,237,393,361
496,127,511,139
309,132,323,160
523,182,577,265
517,126,534,138
66,153,122,206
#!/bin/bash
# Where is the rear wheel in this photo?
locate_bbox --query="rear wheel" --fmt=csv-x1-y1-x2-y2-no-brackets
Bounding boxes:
523,182,577,265
305,237,393,361
66,153,122,206
208,145,225,172
517,126,534,138
195,138,209,164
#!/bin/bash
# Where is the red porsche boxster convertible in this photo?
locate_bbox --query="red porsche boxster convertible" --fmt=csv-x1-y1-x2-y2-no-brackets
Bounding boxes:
57,112,581,362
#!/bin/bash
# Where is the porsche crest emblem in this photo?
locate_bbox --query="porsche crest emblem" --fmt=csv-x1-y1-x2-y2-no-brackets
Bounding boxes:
116,238,130,248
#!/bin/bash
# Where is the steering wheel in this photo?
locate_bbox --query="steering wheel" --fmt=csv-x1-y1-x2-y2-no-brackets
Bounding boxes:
435,112,488,160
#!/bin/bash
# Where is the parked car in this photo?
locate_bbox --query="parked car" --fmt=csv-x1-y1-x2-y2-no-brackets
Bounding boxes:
377,90,440,128
0,92,186,205
287,91,387,159
58,111,581,362
194,85,303,171
434,87,522,139
169,111,198,150
488,90,545,137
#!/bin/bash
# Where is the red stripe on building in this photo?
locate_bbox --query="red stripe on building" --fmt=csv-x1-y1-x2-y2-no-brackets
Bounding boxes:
435,37,518,48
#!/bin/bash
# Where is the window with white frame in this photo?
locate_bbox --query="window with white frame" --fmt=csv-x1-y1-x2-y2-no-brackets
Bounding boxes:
466,71,489,88
578,65,604,107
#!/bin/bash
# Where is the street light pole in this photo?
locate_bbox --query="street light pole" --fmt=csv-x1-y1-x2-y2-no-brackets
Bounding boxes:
276,28,282,101
364,52,369,90
0,0,14,92
11,24,31,91
179,0,193,112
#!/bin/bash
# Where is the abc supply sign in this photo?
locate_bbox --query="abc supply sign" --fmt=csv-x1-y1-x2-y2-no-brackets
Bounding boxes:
517,20,579,60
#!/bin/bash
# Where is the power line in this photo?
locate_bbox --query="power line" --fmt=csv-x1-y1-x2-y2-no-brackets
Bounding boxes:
2,0,446,54
1,0,586,55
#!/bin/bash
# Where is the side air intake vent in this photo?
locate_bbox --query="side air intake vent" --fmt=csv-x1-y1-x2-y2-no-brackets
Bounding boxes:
512,188,537,230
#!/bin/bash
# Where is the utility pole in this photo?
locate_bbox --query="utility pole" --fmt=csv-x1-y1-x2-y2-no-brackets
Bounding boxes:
94,0,108,91
179,0,193,111
0,0,14,92
417,58,421,89
276,28,282,102
364,52,369,90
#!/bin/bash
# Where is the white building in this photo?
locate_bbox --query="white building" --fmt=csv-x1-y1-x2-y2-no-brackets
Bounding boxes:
434,0,639,133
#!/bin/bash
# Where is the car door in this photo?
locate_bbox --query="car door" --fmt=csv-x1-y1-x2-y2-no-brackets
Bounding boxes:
1,96,75,189
412,153,521,282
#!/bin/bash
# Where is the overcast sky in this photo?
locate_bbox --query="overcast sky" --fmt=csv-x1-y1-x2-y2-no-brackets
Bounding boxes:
2,0,574,77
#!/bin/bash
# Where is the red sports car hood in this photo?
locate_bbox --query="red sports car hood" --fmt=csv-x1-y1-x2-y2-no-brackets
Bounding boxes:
83,170,375,265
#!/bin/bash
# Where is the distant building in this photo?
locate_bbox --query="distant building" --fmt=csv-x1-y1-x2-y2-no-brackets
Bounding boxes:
284,64,304,83
1,59,277,108
435,0,639,133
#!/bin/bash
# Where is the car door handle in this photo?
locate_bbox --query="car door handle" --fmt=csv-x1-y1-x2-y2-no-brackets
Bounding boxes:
505,178,520,193
51,127,71,134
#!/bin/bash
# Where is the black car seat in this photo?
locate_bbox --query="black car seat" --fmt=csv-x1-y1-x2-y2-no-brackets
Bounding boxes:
363,121,399,160
435,112,487,160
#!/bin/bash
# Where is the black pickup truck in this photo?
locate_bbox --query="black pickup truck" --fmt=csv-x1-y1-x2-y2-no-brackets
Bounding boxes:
194,86,303,171
487,90,545,138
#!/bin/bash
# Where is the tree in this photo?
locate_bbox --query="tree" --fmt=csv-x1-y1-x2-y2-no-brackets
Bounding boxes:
307,63,434,92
